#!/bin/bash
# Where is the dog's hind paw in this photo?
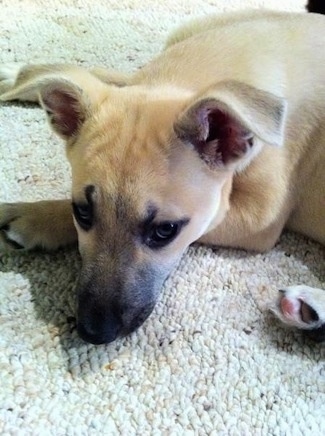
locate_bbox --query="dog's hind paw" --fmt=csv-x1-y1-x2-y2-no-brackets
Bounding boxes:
271,285,325,342
0,63,24,98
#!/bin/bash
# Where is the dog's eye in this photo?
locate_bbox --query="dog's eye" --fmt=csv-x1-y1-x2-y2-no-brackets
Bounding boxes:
146,222,181,248
72,202,93,231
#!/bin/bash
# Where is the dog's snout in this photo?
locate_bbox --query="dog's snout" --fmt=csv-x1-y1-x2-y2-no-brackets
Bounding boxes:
77,294,156,344
77,318,120,345
77,305,122,345
76,266,161,344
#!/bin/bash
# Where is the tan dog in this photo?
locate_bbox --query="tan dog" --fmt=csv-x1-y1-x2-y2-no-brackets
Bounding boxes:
0,9,325,344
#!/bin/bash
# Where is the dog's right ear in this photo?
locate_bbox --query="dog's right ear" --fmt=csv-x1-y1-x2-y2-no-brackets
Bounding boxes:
174,81,287,171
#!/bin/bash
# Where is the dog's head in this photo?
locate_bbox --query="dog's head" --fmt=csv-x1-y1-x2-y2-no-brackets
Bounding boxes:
38,71,286,343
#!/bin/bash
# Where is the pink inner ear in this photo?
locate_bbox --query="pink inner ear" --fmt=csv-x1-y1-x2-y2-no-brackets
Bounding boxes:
198,107,254,167
43,89,84,138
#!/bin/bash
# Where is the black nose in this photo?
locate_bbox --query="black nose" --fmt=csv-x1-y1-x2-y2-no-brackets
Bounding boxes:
77,308,122,345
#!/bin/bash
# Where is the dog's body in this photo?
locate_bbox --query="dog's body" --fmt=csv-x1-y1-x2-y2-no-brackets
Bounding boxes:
0,9,324,343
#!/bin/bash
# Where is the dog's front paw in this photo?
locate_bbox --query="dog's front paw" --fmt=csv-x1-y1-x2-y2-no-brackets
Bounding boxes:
271,285,325,341
0,202,38,250
0,63,24,98
0,201,77,251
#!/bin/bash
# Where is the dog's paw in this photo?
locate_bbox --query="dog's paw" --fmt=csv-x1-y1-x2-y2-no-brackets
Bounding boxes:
0,63,24,98
0,203,36,250
0,201,77,251
0,202,62,250
271,285,325,341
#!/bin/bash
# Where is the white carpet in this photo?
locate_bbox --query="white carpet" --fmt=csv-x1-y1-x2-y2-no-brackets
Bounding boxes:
1,0,324,434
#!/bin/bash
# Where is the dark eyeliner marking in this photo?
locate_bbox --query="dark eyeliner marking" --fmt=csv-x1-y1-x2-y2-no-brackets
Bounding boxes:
142,205,158,229
72,185,95,231
85,185,95,204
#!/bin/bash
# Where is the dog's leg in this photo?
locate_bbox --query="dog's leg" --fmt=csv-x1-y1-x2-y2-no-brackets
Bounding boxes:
0,63,78,102
0,63,130,103
198,182,288,252
203,218,285,252
271,285,325,342
89,67,131,87
0,200,77,250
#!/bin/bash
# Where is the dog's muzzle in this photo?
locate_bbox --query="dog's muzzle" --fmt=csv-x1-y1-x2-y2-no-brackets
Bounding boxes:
77,298,155,344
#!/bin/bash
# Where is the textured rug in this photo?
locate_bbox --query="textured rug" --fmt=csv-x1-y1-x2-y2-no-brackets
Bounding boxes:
0,0,324,434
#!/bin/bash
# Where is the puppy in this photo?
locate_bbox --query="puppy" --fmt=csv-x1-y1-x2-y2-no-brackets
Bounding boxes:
0,8,324,344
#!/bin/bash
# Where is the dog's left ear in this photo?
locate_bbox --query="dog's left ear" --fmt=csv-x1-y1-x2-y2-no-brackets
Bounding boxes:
39,79,90,140
174,81,287,170
37,71,108,141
